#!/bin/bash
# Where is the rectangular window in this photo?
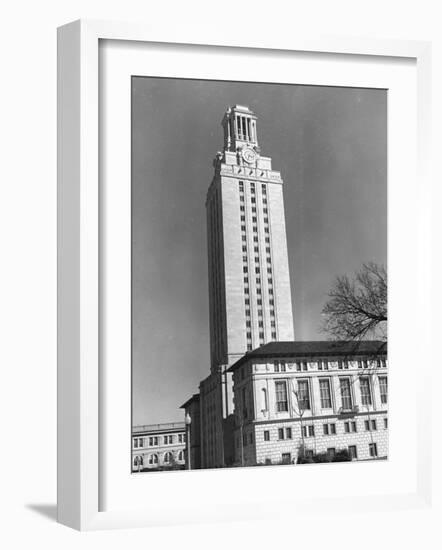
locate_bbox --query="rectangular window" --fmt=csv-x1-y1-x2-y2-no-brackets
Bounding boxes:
275,381,288,412
241,215,245,222
365,420,370,431
308,425,315,437
344,421,350,433
351,421,357,432
371,419,377,431
286,427,292,439
274,361,280,373
379,376,388,404
369,443,378,457
241,224,246,231
349,445,358,460
271,331,277,339
340,378,353,410
384,418,388,429
278,427,284,440
323,424,329,435
360,377,372,405
319,378,332,408
264,430,270,441
134,439,138,448
330,423,336,435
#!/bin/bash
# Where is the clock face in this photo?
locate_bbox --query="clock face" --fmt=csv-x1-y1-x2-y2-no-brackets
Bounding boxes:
242,147,257,164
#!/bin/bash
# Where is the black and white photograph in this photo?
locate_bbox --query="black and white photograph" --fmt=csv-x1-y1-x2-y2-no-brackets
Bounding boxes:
131,77,387,473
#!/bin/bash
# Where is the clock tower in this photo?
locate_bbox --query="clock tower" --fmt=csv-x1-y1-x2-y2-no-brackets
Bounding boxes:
200,105,295,467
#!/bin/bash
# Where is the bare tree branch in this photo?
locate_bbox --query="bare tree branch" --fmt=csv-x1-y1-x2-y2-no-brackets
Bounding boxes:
321,262,387,341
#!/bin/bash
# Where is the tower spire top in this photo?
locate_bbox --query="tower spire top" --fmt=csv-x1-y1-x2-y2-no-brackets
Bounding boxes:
222,105,258,152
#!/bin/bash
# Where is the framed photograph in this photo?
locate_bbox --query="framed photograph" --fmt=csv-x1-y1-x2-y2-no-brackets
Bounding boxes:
57,20,432,530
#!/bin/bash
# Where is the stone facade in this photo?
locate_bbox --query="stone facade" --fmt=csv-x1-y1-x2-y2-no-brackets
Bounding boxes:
228,342,388,466
132,422,186,472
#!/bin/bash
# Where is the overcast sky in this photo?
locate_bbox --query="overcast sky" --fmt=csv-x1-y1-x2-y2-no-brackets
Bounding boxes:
132,77,387,425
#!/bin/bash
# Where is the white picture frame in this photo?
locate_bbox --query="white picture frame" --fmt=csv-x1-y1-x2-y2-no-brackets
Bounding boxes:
57,19,432,531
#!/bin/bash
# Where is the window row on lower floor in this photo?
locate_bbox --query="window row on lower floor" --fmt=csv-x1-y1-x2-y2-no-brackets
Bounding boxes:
132,449,185,468
261,417,387,441
262,442,380,465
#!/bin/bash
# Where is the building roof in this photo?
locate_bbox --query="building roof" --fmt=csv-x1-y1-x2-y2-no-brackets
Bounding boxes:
227,340,387,373
180,393,200,409
132,421,185,435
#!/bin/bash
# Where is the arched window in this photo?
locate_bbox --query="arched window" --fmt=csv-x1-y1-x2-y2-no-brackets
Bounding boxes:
133,455,143,467
262,388,268,412
163,451,173,464
177,450,184,462
148,453,158,465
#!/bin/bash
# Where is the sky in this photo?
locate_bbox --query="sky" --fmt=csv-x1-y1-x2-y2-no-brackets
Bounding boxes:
131,77,387,425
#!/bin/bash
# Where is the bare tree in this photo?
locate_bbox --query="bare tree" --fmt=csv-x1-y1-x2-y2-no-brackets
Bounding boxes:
322,262,387,341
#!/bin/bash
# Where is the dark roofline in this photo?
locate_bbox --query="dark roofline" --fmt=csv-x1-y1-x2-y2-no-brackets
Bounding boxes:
180,393,200,409
227,340,387,373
